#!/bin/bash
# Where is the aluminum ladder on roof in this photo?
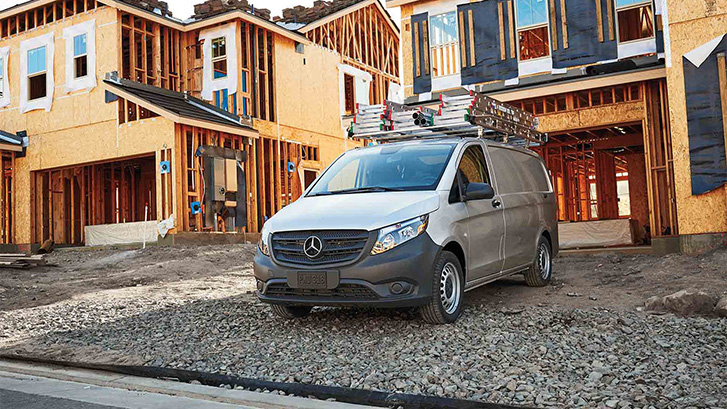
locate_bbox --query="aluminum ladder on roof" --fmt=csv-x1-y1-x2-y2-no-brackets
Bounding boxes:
347,91,548,147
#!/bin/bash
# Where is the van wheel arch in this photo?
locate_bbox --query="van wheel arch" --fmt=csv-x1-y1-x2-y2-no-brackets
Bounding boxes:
442,241,466,281
540,230,552,251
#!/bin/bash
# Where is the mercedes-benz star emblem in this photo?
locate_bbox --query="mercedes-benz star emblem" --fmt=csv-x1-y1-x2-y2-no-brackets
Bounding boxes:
303,236,323,259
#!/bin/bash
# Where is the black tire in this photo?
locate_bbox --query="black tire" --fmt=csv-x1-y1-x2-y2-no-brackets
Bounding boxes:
525,235,552,287
419,251,465,324
270,304,313,319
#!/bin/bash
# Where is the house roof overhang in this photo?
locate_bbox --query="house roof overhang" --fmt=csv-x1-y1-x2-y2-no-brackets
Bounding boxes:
102,74,259,138
0,130,24,153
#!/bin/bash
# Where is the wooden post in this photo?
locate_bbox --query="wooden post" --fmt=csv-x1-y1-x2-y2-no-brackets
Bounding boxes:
717,53,727,163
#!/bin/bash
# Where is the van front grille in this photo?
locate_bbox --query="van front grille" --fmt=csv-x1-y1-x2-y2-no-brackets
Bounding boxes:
271,230,370,266
265,283,379,300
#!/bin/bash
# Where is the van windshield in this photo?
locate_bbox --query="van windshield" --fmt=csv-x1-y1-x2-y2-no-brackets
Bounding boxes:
307,143,456,196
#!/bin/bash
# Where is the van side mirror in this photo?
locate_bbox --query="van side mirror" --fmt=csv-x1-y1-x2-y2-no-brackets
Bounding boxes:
464,182,495,201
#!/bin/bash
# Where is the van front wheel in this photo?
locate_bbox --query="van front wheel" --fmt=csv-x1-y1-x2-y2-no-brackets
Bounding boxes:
525,236,552,287
419,251,464,324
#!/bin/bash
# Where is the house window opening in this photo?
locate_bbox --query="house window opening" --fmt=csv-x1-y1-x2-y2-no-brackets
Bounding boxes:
615,0,654,43
212,37,228,79
344,74,355,116
429,12,459,77
515,0,550,61
28,46,47,101
73,33,88,79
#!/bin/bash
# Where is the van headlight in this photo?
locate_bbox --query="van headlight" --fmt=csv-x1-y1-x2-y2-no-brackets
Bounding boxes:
258,234,270,256
371,215,429,255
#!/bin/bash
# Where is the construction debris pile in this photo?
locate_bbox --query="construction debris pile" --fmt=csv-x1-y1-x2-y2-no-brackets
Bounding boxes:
0,254,48,270
276,0,364,24
349,91,546,145
192,0,271,20
121,0,172,17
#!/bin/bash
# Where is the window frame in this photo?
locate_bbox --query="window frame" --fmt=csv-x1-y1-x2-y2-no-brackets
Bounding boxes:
452,143,492,202
0,56,4,99
427,11,461,78
614,0,655,45
27,45,48,101
211,36,228,79
514,0,552,62
73,33,88,79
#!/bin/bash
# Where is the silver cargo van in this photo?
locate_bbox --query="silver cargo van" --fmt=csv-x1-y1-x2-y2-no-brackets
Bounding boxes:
254,137,558,324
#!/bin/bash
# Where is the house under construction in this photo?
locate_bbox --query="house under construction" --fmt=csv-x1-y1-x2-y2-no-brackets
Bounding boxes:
388,0,727,254
0,0,400,250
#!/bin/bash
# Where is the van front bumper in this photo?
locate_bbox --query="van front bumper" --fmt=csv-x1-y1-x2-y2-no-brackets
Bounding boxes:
253,233,440,308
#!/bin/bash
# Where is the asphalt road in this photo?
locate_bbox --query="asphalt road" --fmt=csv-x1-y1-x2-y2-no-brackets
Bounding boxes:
1,389,122,409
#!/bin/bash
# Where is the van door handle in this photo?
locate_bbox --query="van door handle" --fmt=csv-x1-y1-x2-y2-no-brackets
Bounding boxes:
492,199,502,209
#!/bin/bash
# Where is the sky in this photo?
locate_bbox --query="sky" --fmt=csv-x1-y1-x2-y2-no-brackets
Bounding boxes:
0,0,401,24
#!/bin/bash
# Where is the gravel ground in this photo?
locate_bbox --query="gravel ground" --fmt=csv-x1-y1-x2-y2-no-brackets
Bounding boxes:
1,245,726,409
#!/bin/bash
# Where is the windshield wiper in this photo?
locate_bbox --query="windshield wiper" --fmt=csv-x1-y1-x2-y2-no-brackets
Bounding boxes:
309,186,405,196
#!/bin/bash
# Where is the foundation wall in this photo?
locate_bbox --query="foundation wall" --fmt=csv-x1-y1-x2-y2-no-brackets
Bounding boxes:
664,0,727,235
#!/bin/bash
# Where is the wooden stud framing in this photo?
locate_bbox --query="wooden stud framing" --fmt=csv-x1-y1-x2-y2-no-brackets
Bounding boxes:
595,0,604,42
507,0,516,59
498,3,506,61
606,0,615,41
467,10,476,67
549,0,558,51
458,11,467,67
560,0,569,49
717,53,727,162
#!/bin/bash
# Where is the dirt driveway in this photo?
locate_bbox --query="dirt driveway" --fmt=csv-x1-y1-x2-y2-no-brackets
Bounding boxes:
2,244,725,313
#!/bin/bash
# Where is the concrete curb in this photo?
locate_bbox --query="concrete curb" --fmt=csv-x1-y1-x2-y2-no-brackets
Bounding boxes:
0,359,373,409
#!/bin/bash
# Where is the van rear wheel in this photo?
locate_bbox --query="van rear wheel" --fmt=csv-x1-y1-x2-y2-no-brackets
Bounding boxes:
525,236,552,287
419,251,464,324
270,304,313,319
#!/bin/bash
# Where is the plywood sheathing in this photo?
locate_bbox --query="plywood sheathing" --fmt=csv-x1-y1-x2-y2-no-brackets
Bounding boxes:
663,0,727,235
537,101,645,134
0,6,122,244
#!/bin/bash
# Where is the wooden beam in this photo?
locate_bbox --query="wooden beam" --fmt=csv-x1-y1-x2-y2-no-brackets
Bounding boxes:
595,0,604,42
718,53,727,164
498,3,506,61
507,0,516,59
560,0,569,48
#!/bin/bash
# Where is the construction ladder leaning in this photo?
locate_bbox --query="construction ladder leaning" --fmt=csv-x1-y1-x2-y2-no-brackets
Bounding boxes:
347,91,548,147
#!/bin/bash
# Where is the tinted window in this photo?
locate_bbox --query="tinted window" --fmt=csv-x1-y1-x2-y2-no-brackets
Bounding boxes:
458,145,490,188
308,143,456,196
488,146,549,193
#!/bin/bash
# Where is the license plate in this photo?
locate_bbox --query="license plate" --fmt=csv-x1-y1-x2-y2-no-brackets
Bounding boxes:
297,272,327,289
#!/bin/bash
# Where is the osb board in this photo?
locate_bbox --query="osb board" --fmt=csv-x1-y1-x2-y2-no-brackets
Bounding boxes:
273,37,343,139
665,0,727,25
401,4,414,98
0,6,119,137
537,101,645,133
664,11,727,234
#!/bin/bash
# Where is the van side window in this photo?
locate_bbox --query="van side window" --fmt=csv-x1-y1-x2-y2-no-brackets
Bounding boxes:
451,145,490,202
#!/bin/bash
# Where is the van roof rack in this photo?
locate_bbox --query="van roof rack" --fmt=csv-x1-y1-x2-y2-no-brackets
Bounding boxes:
347,91,547,147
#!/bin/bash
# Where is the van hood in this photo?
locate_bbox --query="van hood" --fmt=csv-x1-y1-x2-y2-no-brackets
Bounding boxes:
264,191,441,233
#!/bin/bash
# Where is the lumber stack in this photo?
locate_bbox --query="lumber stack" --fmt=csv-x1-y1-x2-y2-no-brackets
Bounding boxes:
0,254,47,269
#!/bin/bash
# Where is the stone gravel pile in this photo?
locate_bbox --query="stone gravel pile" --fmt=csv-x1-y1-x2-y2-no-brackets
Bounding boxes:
2,294,725,409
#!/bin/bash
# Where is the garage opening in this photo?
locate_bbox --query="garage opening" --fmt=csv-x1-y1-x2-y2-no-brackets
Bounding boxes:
32,156,157,246
533,123,653,248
